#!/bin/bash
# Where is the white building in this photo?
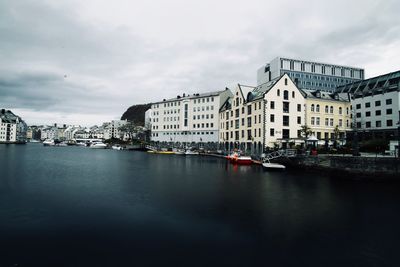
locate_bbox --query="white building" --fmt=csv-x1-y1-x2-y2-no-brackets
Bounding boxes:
337,70,400,140
144,109,152,130
257,56,364,92
103,120,128,140
0,109,27,144
150,89,232,144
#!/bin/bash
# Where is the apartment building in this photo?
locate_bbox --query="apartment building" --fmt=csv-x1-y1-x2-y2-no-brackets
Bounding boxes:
303,90,352,145
219,74,305,152
257,56,364,92
337,70,400,140
150,89,232,144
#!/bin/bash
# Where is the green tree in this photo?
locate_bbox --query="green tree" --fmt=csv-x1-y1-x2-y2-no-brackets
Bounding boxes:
333,125,340,148
300,125,313,149
118,121,137,141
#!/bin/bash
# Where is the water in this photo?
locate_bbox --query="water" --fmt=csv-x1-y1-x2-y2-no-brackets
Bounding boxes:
0,144,399,266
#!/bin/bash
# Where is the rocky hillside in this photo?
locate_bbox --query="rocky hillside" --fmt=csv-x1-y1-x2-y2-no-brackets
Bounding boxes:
120,103,151,126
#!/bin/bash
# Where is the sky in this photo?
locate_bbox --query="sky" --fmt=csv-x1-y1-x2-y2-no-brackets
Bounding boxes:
1,0,399,126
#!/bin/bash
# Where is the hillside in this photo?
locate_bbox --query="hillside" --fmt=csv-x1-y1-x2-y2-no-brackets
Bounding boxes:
120,103,151,126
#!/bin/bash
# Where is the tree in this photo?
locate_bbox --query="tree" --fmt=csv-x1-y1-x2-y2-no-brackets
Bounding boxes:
333,125,340,148
300,125,313,149
118,121,137,141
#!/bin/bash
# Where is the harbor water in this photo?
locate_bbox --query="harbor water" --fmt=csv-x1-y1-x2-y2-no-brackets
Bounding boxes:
0,144,399,266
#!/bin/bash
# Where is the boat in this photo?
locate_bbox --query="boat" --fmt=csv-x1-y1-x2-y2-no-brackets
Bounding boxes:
185,150,199,155
262,162,286,170
112,145,123,150
230,155,253,165
90,142,107,149
43,139,55,146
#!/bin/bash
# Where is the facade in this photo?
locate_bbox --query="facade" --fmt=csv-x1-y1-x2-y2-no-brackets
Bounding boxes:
337,70,400,140
144,109,152,130
150,89,232,144
257,56,364,92
103,120,128,140
0,109,27,144
219,74,306,152
303,90,352,145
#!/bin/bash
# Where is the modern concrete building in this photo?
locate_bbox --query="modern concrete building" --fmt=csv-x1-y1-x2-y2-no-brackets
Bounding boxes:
337,70,400,140
0,109,27,144
150,89,232,145
257,56,364,92
303,90,352,145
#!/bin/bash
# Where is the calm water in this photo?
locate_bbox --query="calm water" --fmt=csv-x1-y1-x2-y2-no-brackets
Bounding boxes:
0,144,399,266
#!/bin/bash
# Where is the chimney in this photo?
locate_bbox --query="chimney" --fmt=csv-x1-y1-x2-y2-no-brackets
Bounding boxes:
183,93,186,97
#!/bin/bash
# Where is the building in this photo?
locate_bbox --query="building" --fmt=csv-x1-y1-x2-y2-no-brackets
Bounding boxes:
219,74,306,152
150,89,232,145
144,109,152,130
257,56,364,92
337,70,400,140
103,120,128,140
303,90,352,145
0,109,27,144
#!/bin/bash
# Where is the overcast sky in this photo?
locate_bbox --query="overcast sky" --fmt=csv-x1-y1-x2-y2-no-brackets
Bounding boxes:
1,0,399,126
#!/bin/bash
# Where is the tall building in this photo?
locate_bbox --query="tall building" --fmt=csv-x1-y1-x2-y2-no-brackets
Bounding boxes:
257,56,364,92
150,89,232,144
0,109,27,144
336,70,400,140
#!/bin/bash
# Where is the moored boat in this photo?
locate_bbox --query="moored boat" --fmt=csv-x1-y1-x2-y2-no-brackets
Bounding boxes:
262,162,286,170
90,142,107,149
43,139,55,146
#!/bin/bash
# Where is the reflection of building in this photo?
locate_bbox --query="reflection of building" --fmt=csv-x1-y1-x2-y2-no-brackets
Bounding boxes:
303,90,352,145
219,74,305,151
257,56,364,92
150,90,232,144
337,70,400,140
0,109,27,144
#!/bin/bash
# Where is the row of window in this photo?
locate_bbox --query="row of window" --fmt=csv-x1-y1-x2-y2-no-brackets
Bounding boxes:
310,104,349,115
356,108,393,117
357,120,394,128
152,131,215,137
276,89,295,100
193,97,214,104
193,123,214,128
311,117,349,127
223,128,262,141
193,114,214,120
193,106,214,112
222,114,262,130
283,60,361,78
355,99,392,109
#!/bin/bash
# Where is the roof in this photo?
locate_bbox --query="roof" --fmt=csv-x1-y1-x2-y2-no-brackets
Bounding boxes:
336,70,400,96
152,89,229,105
302,89,350,102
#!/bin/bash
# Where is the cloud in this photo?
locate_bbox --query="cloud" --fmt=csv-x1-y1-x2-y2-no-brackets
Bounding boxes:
0,0,399,126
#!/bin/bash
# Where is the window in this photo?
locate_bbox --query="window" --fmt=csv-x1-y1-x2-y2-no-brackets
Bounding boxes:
330,118,334,126
297,116,301,124
270,101,275,109
366,111,371,117
283,116,289,126
339,119,343,127
386,109,392,115
376,121,381,128
270,128,274,136
277,89,280,96
270,114,275,122
242,107,245,114
297,104,301,112
366,122,372,128
325,105,329,113
283,90,289,100
316,117,320,125
311,117,315,125
330,106,333,113
311,104,315,112
376,110,381,116
387,120,393,127
241,118,245,126
285,78,288,85
235,109,239,118
247,130,252,140
283,102,289,113
386,99,392,105
282,129,290,139
356,104,361,109
316,104,320,112
375,100,381,107
247,105,252,115
247,117,252,127
365,102,370,108
292,91,295,98
235,120,239,129
325,118,329,126
339,107,342,115
356,112,361,118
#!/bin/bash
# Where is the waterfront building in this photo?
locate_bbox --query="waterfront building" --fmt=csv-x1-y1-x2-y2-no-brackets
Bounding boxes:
150,89,232,145
303,90,352,145
144,109,152,130
219,74,305,152
0,109,27,144
257,56,364,92
103,120,128,140
336,70,400,140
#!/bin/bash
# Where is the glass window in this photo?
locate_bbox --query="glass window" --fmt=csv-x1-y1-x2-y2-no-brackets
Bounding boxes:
386,99,392,105
270,128,274,136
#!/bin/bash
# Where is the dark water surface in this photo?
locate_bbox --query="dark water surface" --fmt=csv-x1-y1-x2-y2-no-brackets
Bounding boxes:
0,144,399,266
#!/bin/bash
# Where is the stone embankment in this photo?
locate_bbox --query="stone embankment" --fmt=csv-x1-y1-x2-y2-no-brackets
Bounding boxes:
285,155,400,179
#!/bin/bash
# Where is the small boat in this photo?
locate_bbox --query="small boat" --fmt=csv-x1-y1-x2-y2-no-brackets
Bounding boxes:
185,150,199,155
262,162,286,170
112,145,123,150
231,156,253,165
174,150,186,155
90,142,107,149
43,139,55,146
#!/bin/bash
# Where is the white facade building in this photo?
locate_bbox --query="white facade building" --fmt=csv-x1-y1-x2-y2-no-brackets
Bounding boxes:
144,109,152,130
103,120,128,140
150,89,232,144
0,109,27,143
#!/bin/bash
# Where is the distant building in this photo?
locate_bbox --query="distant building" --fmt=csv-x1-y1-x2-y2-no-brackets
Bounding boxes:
336,70,400,140
103,120,128,140
257,56,364,92
150,89,232,144
0,109,27,144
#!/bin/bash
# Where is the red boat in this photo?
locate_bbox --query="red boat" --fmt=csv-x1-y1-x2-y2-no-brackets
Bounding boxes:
227,152,253,165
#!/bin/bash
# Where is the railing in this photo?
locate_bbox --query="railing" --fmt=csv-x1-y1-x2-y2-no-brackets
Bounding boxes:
262,149,297,163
